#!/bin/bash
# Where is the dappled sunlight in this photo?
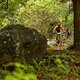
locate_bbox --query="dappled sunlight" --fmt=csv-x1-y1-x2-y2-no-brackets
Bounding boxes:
0,0,80,80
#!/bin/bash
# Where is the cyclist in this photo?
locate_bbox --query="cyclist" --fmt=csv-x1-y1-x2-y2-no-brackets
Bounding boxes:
53,23,64,44
65,28,71,39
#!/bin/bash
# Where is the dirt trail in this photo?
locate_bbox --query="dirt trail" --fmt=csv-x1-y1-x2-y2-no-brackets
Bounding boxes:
47,43,68,51
47,39,70,51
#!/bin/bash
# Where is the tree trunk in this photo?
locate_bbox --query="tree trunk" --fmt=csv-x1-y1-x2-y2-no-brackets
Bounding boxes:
72,0,80,50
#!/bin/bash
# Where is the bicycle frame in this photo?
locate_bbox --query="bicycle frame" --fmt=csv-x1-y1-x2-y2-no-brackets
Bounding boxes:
56,32,64,50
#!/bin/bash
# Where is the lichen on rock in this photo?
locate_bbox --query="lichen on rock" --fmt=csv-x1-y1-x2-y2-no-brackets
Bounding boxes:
0,24,47,65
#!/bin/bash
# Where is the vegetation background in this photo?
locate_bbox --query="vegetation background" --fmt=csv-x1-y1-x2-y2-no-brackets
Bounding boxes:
0,0,80,80
0,0,73,37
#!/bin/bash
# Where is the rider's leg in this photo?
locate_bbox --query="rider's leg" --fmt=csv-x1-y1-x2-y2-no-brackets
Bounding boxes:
59,34,63,50
56,34,60,43
57,34,62,50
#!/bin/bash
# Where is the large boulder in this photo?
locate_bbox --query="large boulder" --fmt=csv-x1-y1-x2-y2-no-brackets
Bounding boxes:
0,24,47,65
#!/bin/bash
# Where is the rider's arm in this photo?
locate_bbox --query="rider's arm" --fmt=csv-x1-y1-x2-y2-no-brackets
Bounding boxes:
53,26,57,33
53,26,57,31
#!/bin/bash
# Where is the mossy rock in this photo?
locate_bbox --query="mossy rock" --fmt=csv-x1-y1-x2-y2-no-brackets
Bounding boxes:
0,24,47,65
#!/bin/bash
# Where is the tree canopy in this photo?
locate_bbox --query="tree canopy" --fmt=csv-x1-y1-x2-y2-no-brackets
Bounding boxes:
0,0,73,36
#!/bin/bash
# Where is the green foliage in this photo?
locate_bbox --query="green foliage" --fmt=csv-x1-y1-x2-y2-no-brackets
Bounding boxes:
47,74,60,80
0,50,80,80
32,51,71,80
55,58,62,64
0,0,73,37
0,62,37,80
5,73,37,80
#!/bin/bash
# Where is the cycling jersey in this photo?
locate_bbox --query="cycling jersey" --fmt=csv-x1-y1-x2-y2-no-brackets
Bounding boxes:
55,25,62,33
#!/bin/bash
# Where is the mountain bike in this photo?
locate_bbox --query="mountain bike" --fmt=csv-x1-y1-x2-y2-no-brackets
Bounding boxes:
56,32,65,50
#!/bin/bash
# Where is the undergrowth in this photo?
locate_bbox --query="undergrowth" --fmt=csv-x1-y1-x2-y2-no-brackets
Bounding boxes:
0,50,80,80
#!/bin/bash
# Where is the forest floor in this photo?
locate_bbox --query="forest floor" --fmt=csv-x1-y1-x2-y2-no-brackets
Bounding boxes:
47,43,68,50
40,50,80,80
47,35,73,51
41,36,80,80
1,34,80,80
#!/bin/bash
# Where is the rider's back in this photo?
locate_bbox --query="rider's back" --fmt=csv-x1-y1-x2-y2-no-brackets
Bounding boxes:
56,24,62,30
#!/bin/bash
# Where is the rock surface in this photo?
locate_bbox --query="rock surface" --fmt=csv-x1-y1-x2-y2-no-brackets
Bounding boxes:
0,24,47,64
